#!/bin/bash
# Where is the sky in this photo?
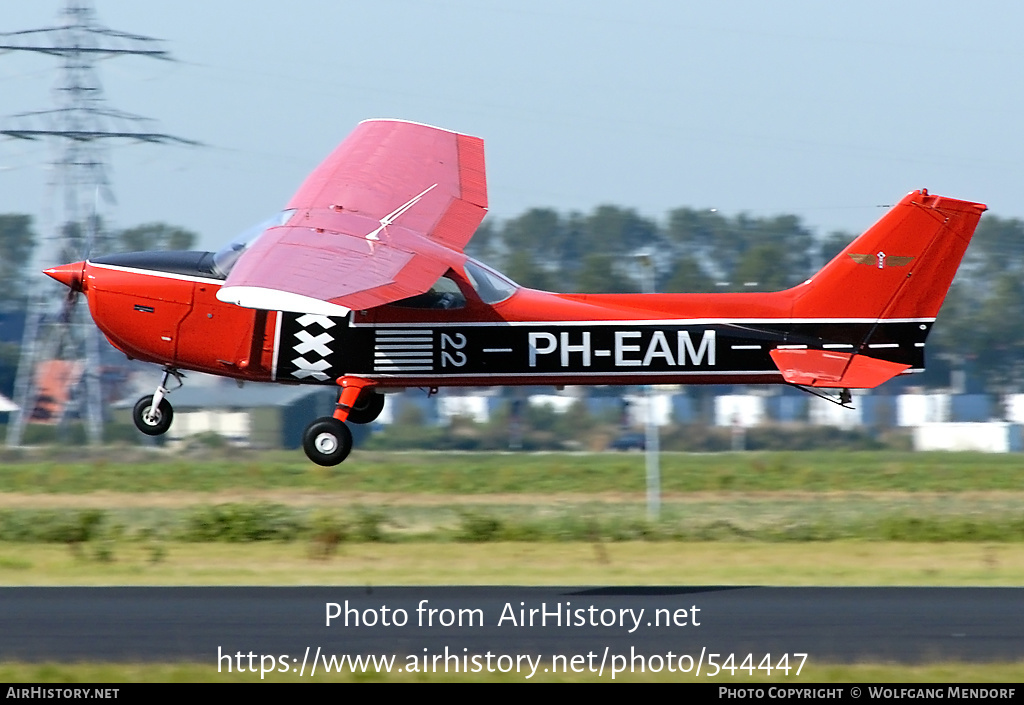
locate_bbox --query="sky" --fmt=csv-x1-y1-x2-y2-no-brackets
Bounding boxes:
0,1,1021,257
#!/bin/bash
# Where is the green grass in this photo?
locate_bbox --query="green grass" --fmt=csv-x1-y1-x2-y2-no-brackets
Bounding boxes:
2,449,1024,549
7,493,1024,544
0,660,1022,682
1,541,1022,586
2,448,1024,493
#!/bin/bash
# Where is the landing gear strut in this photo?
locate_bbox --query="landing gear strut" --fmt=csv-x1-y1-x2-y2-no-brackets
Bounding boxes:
300,376,376,466
132,367,182,436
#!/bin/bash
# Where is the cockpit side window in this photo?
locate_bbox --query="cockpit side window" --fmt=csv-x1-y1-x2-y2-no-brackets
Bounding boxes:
463,259,518,304
392,275,467,309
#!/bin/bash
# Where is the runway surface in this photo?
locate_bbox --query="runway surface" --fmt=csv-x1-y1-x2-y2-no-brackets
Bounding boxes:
1,587,1021,665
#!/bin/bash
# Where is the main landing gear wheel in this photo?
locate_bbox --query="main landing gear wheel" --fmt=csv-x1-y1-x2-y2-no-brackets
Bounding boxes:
346,391,385,425
302,417,353,466
133,395,174,436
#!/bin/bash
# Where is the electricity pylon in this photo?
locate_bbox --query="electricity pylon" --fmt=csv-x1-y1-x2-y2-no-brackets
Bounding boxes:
1,1,196,446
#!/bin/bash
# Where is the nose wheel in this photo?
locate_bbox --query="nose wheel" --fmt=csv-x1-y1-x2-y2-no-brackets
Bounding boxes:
132,367,183,436
133,395,174,436
302,417,353,466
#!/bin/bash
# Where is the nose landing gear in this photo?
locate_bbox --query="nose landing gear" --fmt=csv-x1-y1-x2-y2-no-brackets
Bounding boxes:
132,367,183,436
133,395,174,436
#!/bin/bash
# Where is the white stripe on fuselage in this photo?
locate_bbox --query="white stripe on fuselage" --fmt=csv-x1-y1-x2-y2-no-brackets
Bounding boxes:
353,317,935,328
271,310,283,382
360,368,924,380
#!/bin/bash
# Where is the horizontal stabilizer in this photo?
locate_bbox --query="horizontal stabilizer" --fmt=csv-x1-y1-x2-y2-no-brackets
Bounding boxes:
769,349,911,389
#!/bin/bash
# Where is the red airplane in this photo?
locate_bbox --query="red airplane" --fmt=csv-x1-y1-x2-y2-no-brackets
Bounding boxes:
44,119,986,466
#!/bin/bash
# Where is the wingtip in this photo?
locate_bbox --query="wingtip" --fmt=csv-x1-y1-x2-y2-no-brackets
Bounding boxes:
357,117,481,139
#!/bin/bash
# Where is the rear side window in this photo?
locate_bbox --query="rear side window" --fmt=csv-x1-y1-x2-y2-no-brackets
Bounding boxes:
464,259,517,304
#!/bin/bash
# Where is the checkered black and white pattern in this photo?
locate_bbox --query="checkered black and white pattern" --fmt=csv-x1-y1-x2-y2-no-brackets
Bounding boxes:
288,313,336,382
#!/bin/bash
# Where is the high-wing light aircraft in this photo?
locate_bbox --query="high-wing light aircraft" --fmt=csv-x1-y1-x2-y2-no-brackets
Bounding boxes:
44,119,986,465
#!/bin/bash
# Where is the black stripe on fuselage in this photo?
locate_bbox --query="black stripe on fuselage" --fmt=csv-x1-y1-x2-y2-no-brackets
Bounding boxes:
90,251,224,280
274,314,931,385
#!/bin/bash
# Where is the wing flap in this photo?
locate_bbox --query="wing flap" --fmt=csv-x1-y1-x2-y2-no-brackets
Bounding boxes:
769,348,911,389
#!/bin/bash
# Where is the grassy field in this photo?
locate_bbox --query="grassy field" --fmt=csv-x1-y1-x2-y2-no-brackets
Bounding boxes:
0,448,1023,575
1,541,1023,586
1,448,1023,548
1,661,1022,683
0,446,1023,493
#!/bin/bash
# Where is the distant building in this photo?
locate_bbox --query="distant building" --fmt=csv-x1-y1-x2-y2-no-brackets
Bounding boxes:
914,423,1023,453
897,393,951,426
437,394,494,424
714,395,765,428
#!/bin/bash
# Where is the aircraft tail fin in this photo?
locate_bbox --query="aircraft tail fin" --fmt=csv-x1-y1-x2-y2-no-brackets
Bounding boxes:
772,190,985,388
789,189,986,321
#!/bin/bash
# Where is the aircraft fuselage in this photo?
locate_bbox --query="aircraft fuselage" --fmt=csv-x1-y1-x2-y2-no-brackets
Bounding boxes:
57,251,930,390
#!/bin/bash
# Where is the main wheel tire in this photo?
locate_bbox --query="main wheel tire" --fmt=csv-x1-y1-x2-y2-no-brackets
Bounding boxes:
133,395,174,436
346,391,385,425
302,417,353,466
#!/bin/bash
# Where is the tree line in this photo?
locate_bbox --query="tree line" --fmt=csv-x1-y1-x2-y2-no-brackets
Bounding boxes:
467,205,856,294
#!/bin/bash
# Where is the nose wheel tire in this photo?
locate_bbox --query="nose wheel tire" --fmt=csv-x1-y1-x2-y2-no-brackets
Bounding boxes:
133,395,174,436
346,391,385,425
302,417,353,466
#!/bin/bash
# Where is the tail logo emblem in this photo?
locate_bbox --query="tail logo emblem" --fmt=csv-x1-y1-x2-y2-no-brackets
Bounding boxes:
849,252,915,269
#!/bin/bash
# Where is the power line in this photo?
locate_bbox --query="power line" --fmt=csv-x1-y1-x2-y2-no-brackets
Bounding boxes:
4,1,196,447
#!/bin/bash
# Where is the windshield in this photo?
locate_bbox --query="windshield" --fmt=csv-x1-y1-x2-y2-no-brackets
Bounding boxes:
463,259,518,304
212,209,295,277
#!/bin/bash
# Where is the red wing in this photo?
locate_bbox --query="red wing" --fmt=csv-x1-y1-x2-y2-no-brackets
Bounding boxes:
218,119,487,314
